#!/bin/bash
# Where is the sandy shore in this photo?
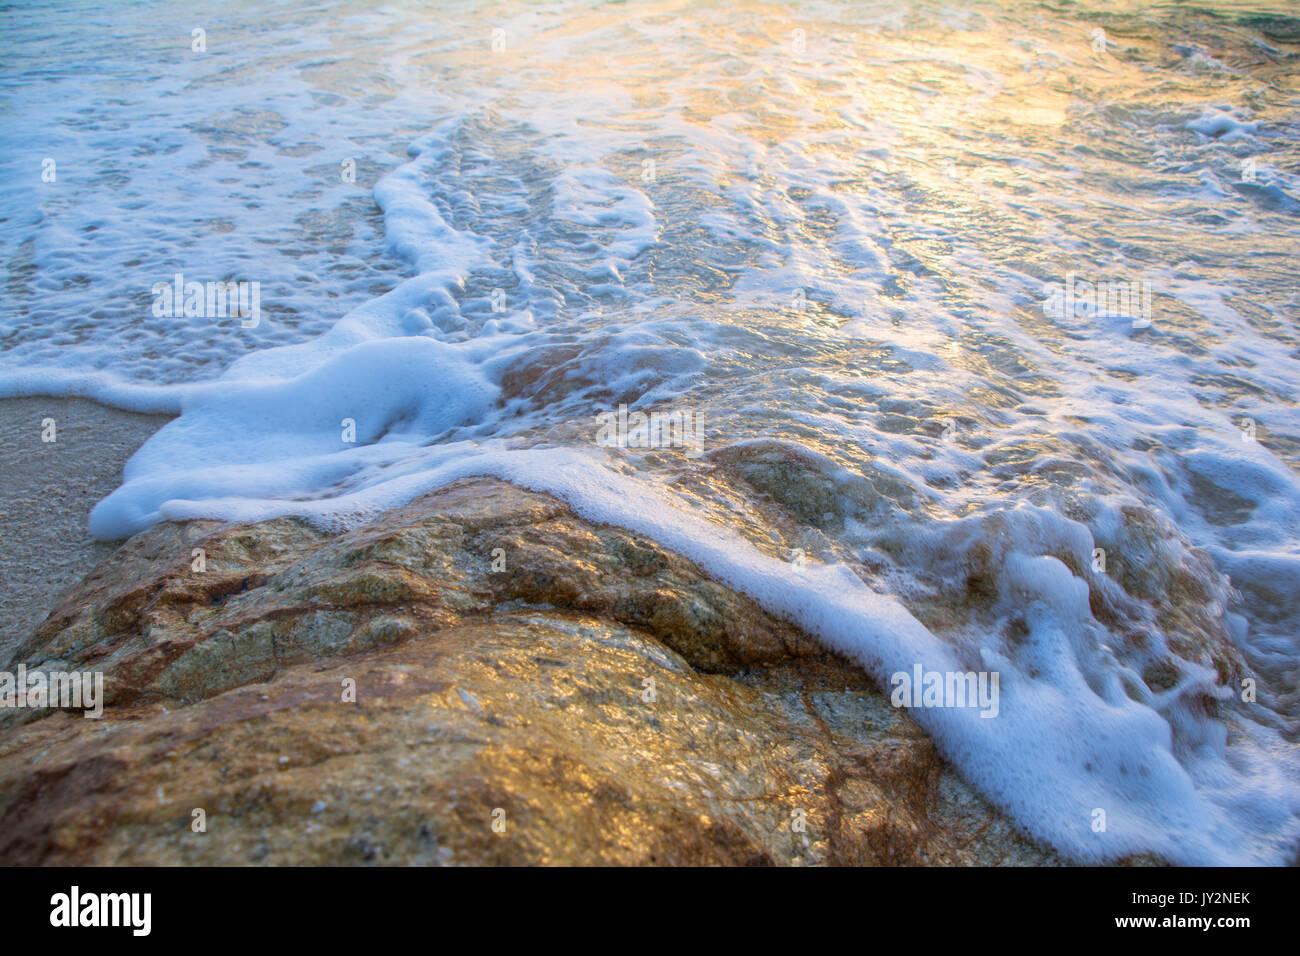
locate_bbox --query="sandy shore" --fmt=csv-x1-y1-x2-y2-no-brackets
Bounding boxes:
0,397,174,661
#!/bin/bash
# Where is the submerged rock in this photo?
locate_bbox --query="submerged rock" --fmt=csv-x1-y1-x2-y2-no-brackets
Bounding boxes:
0,478,1056,865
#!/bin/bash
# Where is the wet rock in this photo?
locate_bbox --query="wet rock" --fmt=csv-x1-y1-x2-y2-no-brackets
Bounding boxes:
0,478,1056,865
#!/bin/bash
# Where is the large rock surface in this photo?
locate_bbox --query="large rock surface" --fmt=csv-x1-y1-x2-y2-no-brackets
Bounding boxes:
0,478,1057,865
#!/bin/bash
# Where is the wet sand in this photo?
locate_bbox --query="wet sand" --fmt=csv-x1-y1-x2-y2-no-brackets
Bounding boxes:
0,397,173,661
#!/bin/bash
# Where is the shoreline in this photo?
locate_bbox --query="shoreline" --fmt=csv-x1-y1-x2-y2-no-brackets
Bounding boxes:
0,396,174,661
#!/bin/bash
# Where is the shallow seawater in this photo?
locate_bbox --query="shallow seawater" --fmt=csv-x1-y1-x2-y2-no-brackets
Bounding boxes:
2,0,1299,864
